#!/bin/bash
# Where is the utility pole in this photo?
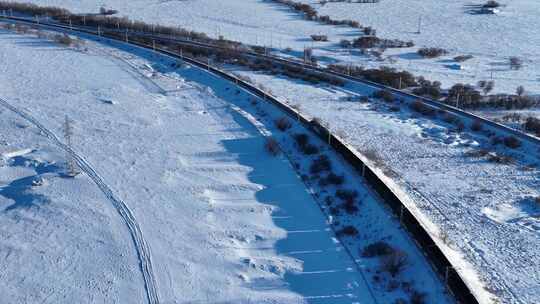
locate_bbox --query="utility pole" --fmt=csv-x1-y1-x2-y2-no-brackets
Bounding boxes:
417,16,422,34
63,116,79,177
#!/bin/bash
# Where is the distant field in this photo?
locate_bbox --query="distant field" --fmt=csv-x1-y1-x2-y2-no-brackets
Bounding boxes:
22,0,540,95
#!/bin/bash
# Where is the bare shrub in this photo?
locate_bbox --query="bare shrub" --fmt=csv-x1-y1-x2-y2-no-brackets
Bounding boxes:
409,100,436,116
488,154,513,164
523,117,540,136
442,112,460,124
336,189,359,214
336,225,358,237
471,120,483,132
53,33,73,46
275,117,292,131
380,250,408,277
294,133,319,155
446,83,483,109
509,57,523,70
310,34,328,42
503,136,521,149
410,291,427,304
373,90,394,102
413,77,442,98
464,149,489,158
483,0,500,8
319,172,344,186
361,241,394,257
264,137,281,156
478,80,495,95
418,47,448,58
310,155,331,174
328,65,416,89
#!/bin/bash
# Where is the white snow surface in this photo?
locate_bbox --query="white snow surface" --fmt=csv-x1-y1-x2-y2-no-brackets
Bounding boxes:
226,65,540,304
0,28,452,303
20,0,540,95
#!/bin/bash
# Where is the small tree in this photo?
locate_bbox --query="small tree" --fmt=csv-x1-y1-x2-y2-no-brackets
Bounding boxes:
478,80,494,95
516,85,525,97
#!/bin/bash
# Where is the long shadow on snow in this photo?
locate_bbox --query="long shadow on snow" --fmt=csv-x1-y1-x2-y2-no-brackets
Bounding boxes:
1,156,62,212
171,47,366,303
219,120,364,303
10,33,367,302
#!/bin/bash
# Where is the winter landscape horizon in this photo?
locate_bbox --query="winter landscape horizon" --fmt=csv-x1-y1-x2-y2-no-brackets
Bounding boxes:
0,1,538,303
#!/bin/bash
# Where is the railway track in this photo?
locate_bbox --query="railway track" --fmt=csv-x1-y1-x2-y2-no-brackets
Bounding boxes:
2,15,540,148
0,14,489,304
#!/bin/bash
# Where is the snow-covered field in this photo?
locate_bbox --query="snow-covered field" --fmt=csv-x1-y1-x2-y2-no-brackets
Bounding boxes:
0,27,453,303
226,64,540,304
299,0,540,95
20,0,540,96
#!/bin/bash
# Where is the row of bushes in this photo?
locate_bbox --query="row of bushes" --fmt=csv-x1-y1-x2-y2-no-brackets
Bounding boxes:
352,36,414,49
270,113,428,304
481,94,539,110
0,22,83,47
285,126,362,215
405,97,526,150
523,117,540,137
412,77,442,99
328,64,417,89
0,1,69,17
417,47,448,58
269,0,362,28
0,1,246,51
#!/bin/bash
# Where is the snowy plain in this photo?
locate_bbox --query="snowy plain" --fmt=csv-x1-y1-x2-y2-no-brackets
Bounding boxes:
1,0,538,302
225,64,540,304
0,26,453,303
20,0,540,96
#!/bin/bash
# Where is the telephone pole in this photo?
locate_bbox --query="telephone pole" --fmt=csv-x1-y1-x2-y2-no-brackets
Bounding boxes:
63,116,79,177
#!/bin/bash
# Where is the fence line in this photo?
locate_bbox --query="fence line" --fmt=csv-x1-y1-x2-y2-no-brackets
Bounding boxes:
0,15,482,304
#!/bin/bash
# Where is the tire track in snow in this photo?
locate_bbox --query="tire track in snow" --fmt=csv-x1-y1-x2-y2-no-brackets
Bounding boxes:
0,97,160,304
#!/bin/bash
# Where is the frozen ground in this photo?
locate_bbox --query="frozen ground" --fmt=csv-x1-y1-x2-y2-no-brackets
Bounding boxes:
298,0,540,95
20,0,540,96
227,64,540,304
0,27,452,303
0,113,146,303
